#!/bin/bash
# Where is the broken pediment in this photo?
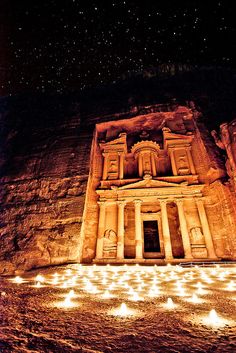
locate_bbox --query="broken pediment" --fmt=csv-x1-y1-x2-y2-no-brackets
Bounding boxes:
163,127,194,149
99,132,127,154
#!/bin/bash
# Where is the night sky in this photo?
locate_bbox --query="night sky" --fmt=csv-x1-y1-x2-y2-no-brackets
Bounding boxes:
1,0,235,95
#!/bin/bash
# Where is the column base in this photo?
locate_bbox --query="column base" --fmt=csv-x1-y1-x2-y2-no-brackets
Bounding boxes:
184,255,193,259
165,256,173,261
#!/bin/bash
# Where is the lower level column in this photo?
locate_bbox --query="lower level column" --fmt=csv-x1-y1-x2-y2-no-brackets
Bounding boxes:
96,201,106,259
134,200,143,259
160,200,173,260
117,201,126,259
196,198,217,259
176,199,193,259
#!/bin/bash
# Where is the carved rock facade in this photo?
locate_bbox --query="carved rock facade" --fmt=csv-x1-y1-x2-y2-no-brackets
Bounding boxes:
81,106,236,263
1,104,236,274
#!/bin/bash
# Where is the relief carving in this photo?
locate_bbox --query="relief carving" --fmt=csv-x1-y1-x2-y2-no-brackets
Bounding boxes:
190,226,205,245
175,150,190,175
103,229,117,258
107,156,119,179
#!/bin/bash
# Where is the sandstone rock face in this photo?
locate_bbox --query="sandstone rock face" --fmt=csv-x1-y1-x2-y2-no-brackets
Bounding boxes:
0,105,93,274
1,93,236,274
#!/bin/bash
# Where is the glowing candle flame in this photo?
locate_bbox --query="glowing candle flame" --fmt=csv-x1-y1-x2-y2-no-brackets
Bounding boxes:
102,290,112,299
177,288,186,297
35,274,44,282
128,287,134,296
14,276,23,284
165,297,175,309
190,293,201,303
89,286,99,294
209,309,218,321
62,281,68,288
226,280,235,291
114,303,130,316
63,295,73,308
204,309,225,327
102,278,107,285
109,283,115,290
68,289,75,298
52,278,59,285
130,292,142,301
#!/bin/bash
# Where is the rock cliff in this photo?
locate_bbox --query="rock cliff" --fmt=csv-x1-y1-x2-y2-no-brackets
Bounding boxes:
1,67,236,274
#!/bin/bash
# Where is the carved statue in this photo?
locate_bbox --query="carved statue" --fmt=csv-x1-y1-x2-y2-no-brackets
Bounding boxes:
190,227,205,245
103,229,117,258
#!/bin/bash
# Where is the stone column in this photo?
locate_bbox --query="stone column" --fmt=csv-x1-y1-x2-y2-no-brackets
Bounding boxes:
169,148,178,176
186,147,196,174
102,153,108,180
117,201,126,259
119,153,125,180
176,199,193,259
96,201,106,259
138,154,143,177
160,200,173,260
151,152,157,177
134,200,143,259
196,199,217,259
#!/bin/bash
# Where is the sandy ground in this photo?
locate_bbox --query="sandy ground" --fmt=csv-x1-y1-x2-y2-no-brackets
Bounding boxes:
0,264,236,353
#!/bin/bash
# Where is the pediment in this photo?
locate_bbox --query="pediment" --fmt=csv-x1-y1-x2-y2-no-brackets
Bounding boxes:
118,178,183,190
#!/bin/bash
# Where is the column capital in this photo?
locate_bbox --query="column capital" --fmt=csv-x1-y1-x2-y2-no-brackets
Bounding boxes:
98,201,106,208
134,199,142,205
175,198,184,205
195,198,205,206
159,199,168,205
117,200,126,207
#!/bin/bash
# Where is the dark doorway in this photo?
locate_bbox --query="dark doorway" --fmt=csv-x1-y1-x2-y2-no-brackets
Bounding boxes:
143,220,160,252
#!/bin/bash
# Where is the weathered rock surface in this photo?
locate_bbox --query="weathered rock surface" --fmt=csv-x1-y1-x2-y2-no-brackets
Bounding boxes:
0,98,93,274
1,68,236,274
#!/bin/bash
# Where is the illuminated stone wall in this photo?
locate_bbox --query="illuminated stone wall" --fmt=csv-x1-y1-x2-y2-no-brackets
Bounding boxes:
81,106,236,263
1,101,236,275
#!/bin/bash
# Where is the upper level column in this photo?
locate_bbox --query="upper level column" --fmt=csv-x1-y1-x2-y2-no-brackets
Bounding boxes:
134,199,143,259
176,199,193,259
160,200,173,260
102,153,108,180
118,153,125,180
116,201,126,259
196,198,217,259
186,146,196,174
96,201,106,259
168,148,178,176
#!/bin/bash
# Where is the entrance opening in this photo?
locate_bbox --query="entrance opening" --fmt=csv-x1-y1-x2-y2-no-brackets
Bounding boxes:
143,220,160,252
